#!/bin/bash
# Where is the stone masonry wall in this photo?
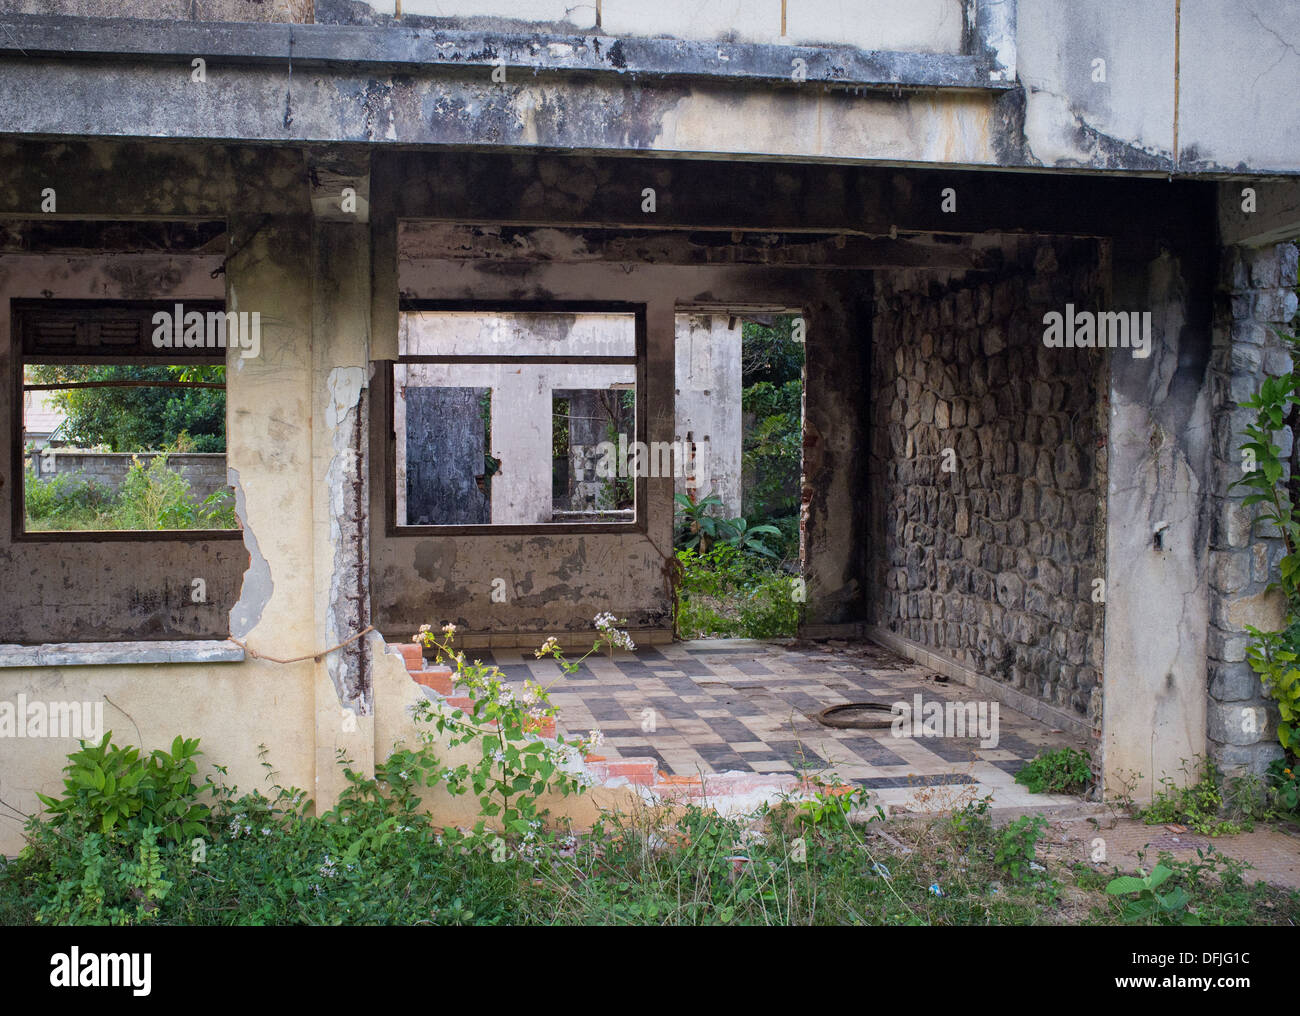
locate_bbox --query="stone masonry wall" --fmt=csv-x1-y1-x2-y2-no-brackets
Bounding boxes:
1207,242,1300,775
868,237,1107,724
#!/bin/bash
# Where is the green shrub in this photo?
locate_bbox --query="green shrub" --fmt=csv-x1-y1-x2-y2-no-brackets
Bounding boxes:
675,546,801,639
994,814,1047,883
117,453,196,529
4,738,1296,927
23,467,114,522
35,733,213,842
1014,747,1093,795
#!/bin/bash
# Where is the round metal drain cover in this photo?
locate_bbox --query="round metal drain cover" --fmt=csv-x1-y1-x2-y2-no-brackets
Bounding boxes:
816,702,896,729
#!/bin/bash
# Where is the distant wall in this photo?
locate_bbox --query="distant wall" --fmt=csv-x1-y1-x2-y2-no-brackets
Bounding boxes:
674,313,742,518
28,450,230,503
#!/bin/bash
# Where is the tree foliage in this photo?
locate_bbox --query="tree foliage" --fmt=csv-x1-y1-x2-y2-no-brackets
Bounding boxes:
26,364,226,452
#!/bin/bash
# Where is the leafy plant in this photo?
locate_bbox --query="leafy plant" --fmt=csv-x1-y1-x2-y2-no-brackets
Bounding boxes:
23,467,115,522
1244,621,1300,754
5,737,1297,927
994,814,1046,883
674,492,730,552
719,516,782,558
26,362,226,453
1105,863,1199,925
1014,747,1093,795
1233,326,1300,760
35,733,213,843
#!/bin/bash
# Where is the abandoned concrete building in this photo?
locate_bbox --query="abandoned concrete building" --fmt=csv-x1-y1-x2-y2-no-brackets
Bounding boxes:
1,0,1299,850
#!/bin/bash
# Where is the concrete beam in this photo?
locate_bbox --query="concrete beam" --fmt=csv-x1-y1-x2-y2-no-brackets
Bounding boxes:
0,218,225,253
396,222,1002,271
1218,179,1300,249
388,151,1215,243
0,14,1011,92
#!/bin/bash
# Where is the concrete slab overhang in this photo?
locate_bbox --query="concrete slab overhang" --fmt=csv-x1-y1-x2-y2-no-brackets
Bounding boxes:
0,14,1014,93
0,13,1024,169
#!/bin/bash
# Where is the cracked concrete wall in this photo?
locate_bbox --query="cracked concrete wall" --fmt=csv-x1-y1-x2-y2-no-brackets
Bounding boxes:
1018,0,1300,173
0,146,323,856
0,252,246,643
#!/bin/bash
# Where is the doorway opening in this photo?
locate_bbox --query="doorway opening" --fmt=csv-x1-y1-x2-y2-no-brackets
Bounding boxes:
673,310,805,640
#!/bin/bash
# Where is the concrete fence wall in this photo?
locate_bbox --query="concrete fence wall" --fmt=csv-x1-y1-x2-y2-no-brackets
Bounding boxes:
27,450,230,503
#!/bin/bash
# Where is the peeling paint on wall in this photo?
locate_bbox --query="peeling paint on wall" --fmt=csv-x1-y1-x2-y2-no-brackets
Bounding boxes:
227,466,272,639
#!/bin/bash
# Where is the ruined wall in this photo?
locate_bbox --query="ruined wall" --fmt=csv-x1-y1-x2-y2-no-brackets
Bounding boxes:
868,238,1107,723
371,255,865,643
0,253,245,643
1206,242,1300,776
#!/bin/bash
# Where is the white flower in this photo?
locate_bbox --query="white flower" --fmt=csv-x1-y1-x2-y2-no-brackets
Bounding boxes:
497,688,515,706
492,749,506,764
588,729,606,748
534,636,560,658
593,613,635,651
442,623,457,634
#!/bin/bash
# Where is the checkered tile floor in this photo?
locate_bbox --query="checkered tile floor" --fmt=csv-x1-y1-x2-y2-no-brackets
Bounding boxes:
480,638,1088,808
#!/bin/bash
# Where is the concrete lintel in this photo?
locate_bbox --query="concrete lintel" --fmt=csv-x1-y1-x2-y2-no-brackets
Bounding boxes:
395,222,1002,271
0,14,1011,93
0,640,245,668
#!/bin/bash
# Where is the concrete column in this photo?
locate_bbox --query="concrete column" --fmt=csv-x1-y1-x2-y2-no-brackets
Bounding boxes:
309,157,376,805
802,275,868,625
1102,240,1214,802
224,148,323,796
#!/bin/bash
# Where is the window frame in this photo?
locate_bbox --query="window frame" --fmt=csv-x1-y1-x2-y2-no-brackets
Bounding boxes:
11,298,244,544
387,299,649,537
